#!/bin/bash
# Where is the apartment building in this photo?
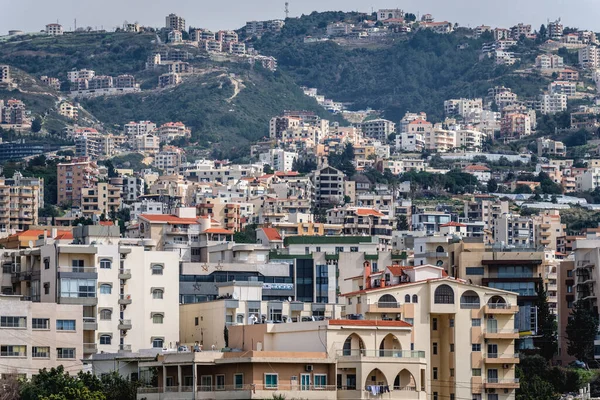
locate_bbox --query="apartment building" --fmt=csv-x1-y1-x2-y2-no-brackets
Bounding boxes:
75,134,114,160
120,176,145,203
124,121,157,136
154,147,185,175
535,54,564,70
411,211,451,233
579,45,600,69
67,69,95,83
130,133,160,154
532,210,565,251
0,99,28,126
537,137,566,157
493,214,534,246
0,174,42,234
58,101,78,119
45,23,63,35
556,259,576,365
538,93,568,115
576,168,600,191
396,132,425,152
444,98,483,117
258,148,297,172
326,207,393,247
165,13,185,31
245,19,285,35
456,129,486,152
549,81,576,97
500,113,531,138
10,225,180,358
0,295,83,378
80,182,121,219
167,30,182,43
157,122,190,143
548,19,563,40
424,128,456,152
158,72,181,88
357,119,396,142
57,159,99,207
312,164,345,207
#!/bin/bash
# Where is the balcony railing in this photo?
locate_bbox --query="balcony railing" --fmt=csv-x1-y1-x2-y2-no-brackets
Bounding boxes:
59,266,97,273
485,328,519,334
486,303,513,309
119,344,132,352
337,349,425,358
486,353,519,359
139,384,338,394
460,302,481,309
485,378,519,384
375,302,400,308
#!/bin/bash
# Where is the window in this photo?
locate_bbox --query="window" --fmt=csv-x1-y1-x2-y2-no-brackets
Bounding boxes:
71,260,84,272
472,344,481,351
60,278,96,298
0,345,26,357
57,348,75,359
450,343,454,352
433,392,438,400
350,247,358,252
472,369,482,377
432,318,438,330
472,318,481,327
265,373,278,389
56,320,76,331
100,309,112,321
152,289,164,299
0,316,26,328
433,343,438,355
314,374,327,388
216,375,225,390
434,284,454,304
99,259,112,269
450,394,455,400
450,368,454,377
449,318,455,328
44,258,50,270
237,314,244,324
433,368,438,380
153,314,164,324
195,317,199,326
412,295,418,303
100,284,112,294
100,335,111,345
44,283,50,295
488,394,498,400
151,264,164,275
405,294,411,303
32,346,50,358
32,318,49,330
234,373,244,389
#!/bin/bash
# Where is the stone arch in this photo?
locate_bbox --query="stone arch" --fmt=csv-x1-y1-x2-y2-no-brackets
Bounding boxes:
343,333,365,356
365,368,388,388
460,290,480,308
393,369,416,391
379,333,402,356
488,295,507,305
435,245,445,253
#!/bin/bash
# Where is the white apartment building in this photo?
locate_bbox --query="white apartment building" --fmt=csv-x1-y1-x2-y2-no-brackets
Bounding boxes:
130,134,160,154
180,161,263,183
165,13,185,31
537,137,566,157
538,93,568,115
399,112,428,133
549,81,577,97
67,69,95,83
576,168,600,191
124,121,157,136
358,119,396,141
167,30,183,43
157,122,190,143
129,200,165,221
383,159,426,174
154,148,185,175
121,176,145,203
395,132,425,152
579,45,600,69
535,54,564,70
424,128,456,152
456,129,486,152
494,91,518,110
0,295,83,378
11,225,180,357
45,23,63,35
258,148,297,172
377,8,404,20
493,214,534,246
75,134,114,160
444,98,483,117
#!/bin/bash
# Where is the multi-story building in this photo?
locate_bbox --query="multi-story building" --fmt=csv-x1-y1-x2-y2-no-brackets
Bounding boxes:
535,54,564,70
154,146,185,175
216,30,238,43
377,8,404,20
411,211,451,233
130,133,160,154
357,119,396,141
549,81,576,97
537,137,566,157
58,101,78,119
80,182,122,219
1,99,28,126
493,214,534,246
57,159,100,207
0,173,42,234
510,23,531,38
45,23,63,35
424,128,456,152
327,207,393,248
158,72,181,87
548,18,564,40
156,122,190,143
75,133,114,160
443,98,483,117
576,168,600,191
396,132,425,152
556,259,575,365
538,93,568,115
532,210,565,251
124,120,157,136
244,19,285,35
120,175,145,203
40,75,61,90
579,45,600,69
456,129,486,152
167,30,182,43
312,164,345,207
0,295,83,378
326,22,353,36
165,13,185,31
10,225,180,358
67,69,95,83
500,113,531,138
258,148,297,172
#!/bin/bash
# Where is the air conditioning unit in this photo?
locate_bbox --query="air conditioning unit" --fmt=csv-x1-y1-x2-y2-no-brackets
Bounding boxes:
485,389,496,394
503,364,509,369
305,365,313,372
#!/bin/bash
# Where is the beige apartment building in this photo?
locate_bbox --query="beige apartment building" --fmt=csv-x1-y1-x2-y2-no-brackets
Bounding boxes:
0,173,43,234
80,182,121,219
10,225,180,359
532,210,565,251
57,159,99,207
0,295,83,378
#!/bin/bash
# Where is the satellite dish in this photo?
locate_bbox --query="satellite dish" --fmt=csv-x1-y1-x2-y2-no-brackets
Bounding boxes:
232,292,239,300
28,240,33,249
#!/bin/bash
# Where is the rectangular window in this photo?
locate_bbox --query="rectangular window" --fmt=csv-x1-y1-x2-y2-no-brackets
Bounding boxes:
449,319,455,328
32,318,49,330
314,374,327,388
0,345,26,357
234,373,244,389
32,346,50,358
56,320,76,331
265,373,278,389
0,316,26,328
472,369,481,377
433,342,438,355
472,344,481,351
195,317,199,326
216,375,225,390
451,394,455,400
472,318,481,327
434,392,438,400
60,278,96,298
57,348,75,359
151,265,164,275
450,368,455,377
432,318,437,330
433,368,438,380
465,267,484,275
450,343,454,352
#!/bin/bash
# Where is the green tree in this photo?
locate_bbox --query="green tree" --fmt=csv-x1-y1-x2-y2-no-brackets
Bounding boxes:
487,178,498,193
20,366,106,400
566,300,599,363
396,215,409,230
538,24,547,41
263,164,274,174
533,279,558,360
31,117,42,133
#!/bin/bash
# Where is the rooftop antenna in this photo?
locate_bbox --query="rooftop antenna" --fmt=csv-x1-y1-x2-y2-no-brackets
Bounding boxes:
74,18,77,31
285,2,289,19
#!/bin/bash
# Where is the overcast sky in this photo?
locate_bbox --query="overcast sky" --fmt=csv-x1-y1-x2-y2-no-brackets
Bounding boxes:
1,0,597,34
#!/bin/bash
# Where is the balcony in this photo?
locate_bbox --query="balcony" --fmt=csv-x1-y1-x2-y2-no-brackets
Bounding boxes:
118,319,132,330
83,317,97,330
119,344,132,352
83,343,97,354
58,266,97,274
483,378,520,389
483,304,518,314
484,353,520,364
368,302,401,312
118,269,131,280
415,251,449,258
139,384,337,400
483,328,519,340
337,349,425,359
540,231,551,237
119,294,132,305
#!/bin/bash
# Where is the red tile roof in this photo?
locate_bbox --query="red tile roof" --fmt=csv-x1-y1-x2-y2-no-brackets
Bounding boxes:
261,227,282,241
440,221,466,227
387,266,408,276
328,319,412,327
464,165,490,172
99,221,114,226
203,228,234,235
140,214,199,225
355,208,384,217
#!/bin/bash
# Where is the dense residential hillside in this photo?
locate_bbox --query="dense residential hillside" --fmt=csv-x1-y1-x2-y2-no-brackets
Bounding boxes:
252,13,551,122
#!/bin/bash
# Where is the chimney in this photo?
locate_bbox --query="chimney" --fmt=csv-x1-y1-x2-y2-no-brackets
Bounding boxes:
364,261,372,289
51,228,57,239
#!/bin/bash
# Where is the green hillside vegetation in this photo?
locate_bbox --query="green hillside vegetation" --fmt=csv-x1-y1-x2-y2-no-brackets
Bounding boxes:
83,65,339,156
253,15,551,122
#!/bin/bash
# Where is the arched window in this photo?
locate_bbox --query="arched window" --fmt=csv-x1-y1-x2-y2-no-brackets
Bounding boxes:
99,335,111,345
412,295,418,303
405,294,411,303
436,246,445,253
460,290,480,309
434,284,454,304
99,259,112,269
152,313,164,324
152,289,164,299
152,338,164,348
99,284,112,294
99,309,112,320
151,264,164,275
378,294,398,307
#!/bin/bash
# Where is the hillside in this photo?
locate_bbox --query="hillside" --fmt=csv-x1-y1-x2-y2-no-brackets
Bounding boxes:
252,13,552,122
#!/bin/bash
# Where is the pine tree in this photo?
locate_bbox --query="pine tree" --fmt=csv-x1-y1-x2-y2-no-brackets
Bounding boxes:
566,300,599,363
533,278,557,360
